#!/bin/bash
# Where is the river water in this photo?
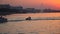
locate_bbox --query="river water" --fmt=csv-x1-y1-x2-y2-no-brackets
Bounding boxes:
0,13,60,34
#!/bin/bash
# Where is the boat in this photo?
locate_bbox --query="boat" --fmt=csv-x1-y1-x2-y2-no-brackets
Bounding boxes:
0,16,7,23
25,16,31,20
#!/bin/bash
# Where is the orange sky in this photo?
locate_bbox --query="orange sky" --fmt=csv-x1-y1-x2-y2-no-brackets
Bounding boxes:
0,0,60,10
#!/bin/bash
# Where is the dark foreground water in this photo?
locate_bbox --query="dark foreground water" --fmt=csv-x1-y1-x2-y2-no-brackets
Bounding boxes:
0,13,60,34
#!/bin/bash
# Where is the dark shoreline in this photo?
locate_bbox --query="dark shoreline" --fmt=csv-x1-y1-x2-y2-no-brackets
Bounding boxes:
1,12,60,16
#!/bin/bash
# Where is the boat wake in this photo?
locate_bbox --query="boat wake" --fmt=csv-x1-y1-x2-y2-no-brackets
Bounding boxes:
8,17,60,22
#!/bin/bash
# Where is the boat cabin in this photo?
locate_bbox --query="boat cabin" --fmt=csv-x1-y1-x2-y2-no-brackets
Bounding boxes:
25,16,31,20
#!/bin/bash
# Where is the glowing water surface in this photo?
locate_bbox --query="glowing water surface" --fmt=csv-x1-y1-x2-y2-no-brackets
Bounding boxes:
0,13,60,34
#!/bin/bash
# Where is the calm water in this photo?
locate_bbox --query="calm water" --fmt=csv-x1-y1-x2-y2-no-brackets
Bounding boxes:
0,13,60,34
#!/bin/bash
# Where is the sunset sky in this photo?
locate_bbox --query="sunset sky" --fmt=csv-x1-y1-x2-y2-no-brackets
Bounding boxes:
0,0,60,10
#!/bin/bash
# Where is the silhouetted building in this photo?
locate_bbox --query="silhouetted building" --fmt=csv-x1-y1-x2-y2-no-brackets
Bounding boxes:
35,9,41,13
0,4,11,15
0,4,11,9
25,8,35,13
43,9,52,12
10,6,23,13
